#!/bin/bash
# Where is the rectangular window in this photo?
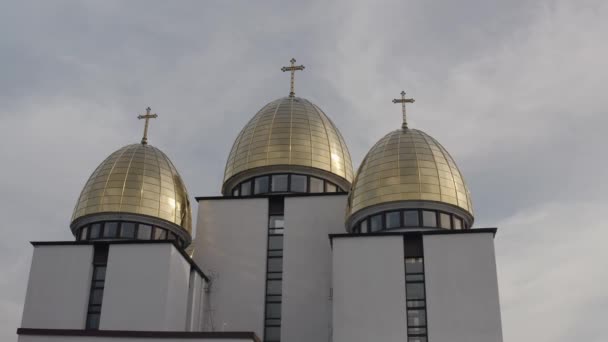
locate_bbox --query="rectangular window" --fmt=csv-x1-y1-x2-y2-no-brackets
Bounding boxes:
137,224,152,239
370,214,383,232
232,187,239,196
120,222,136,238
325,182,337,192
453,217,463,230
265,197,284,342
254,176,269,194
309,177,324,193
360,219,368,233
407,309,426,326
267,280,282,295
80,227,88,240
268,235,283,250
86,245,108,330
240,181,251,196
290,175,307,192
386,211,401,229
404,210,419,227
439,213,451,229
267,258,283,273
265,327,281,341
154,228,167,240
405,258,424,274
89,223,102,239
271,174,288,192
266,303,281,318
103,222,118,238
405,238,427,341
422,211,437,227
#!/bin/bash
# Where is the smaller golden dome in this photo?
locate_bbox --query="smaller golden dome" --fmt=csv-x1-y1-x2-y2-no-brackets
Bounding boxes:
71,143,192,236
222,96,354,194
347,128,473,225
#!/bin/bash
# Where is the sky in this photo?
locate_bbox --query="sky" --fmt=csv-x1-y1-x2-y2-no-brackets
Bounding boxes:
1,0,607,340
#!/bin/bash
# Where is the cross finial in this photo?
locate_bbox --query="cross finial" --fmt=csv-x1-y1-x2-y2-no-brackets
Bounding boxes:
137,106,158,145
392,90,415,129
281,58,305,97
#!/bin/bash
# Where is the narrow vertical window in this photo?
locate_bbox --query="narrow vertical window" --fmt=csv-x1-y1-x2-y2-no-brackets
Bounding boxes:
404,237,428,341
265,197,285,341
86,245,109,330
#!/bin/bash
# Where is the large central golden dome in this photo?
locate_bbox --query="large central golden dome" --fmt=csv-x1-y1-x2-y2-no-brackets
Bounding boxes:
222,96,354,194
71,143,192,235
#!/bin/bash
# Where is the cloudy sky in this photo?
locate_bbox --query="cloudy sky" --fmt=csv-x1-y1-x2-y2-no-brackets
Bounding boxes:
1,0,607,340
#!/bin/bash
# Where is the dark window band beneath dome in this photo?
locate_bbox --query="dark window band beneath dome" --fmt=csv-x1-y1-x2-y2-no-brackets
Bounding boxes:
77,220,186,249
231,173,344,197
352,208,468,234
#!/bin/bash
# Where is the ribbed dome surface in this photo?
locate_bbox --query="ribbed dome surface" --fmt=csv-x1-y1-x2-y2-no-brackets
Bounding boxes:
223,96,354,189
71,144,192,234
348,128,473,217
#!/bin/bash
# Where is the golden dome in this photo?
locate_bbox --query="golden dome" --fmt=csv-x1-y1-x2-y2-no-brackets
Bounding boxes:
222,96,354,194
71,143,192,235
347,128,473,221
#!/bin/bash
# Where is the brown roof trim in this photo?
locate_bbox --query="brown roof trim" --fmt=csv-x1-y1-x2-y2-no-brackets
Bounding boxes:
29,240,209,282
16,328,261,341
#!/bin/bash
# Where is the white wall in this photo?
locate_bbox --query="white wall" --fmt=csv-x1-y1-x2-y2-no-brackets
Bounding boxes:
100,244,191,331
423,232,503,342
21,245,93,329
281,195,347,342
18,335,254,342
186,271,205,331
194,198,268,337
332,236,407,342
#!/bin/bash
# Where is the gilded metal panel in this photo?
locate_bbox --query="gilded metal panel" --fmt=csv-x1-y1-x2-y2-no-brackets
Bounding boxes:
71,143,192,235
347,128,473,218
223,96,354,189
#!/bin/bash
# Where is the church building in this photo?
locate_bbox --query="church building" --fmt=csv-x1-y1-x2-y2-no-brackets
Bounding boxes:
16,59,503,342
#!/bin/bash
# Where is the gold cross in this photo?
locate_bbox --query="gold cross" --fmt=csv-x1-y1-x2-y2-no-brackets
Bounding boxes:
281,58,305,97
137,107,158,145
392,91,415,129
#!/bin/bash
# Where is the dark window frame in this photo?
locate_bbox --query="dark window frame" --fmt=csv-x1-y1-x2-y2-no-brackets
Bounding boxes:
354,208,467,233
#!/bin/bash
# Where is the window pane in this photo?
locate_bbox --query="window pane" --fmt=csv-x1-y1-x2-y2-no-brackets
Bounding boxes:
89,223,101,239
422,211,437,227
407,300,426,308
86,313,100,330
90,289,104,305
93,267,106,281
453,217,463,230
232,187,239,196
408,328,427,336
325,182,337,192
266,303,281,318
290,175,307,192
439,213,451,229
266,280,282,295
102,222,117,238
137,224,152,239
265,327,280,341
405,257,424,274
154,228,167,240
268,235,283,250
167,232,176,241
271,174,288,192
370,215,383,232
406,283,425,299
406,274,425,282
254,176,269,194
268,258,283,272
80,227,88,240
240,181,251,196
269,216,284,229
360,219,368,233
265,318,281,326
120,222,136,238
407,309,426,327
386,211,401,229
309,177,324,193
404,211,419,227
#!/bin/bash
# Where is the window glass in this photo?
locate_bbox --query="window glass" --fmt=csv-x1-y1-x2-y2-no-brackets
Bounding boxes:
103,222,118,238
453,217,463,230
405,257,424,274
370,214,383,232
90,289,104,305
265,327,281,341
86,313,100,330
137,224,152,239
290,174,307,192
266,280,282,295
325,182,337,192
269,216,285,229
268,235,283,250
386,211,401,229
407,309,426,326
267,258,283,272
404,211,419,227
439,213,451,229
80,227,88,240
89,223,101,239
240,181,251,196
309,177,324,193
120,222,136,238
254,176,269,194
93,267,106,281
167,232,176,241
154,228,167,240
271,174,288,192
407,300,426,308
232,188,239,196
406,283,425,299
266,303,281,318
422,211,437,227
360,219,368,233
406,274,425,282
